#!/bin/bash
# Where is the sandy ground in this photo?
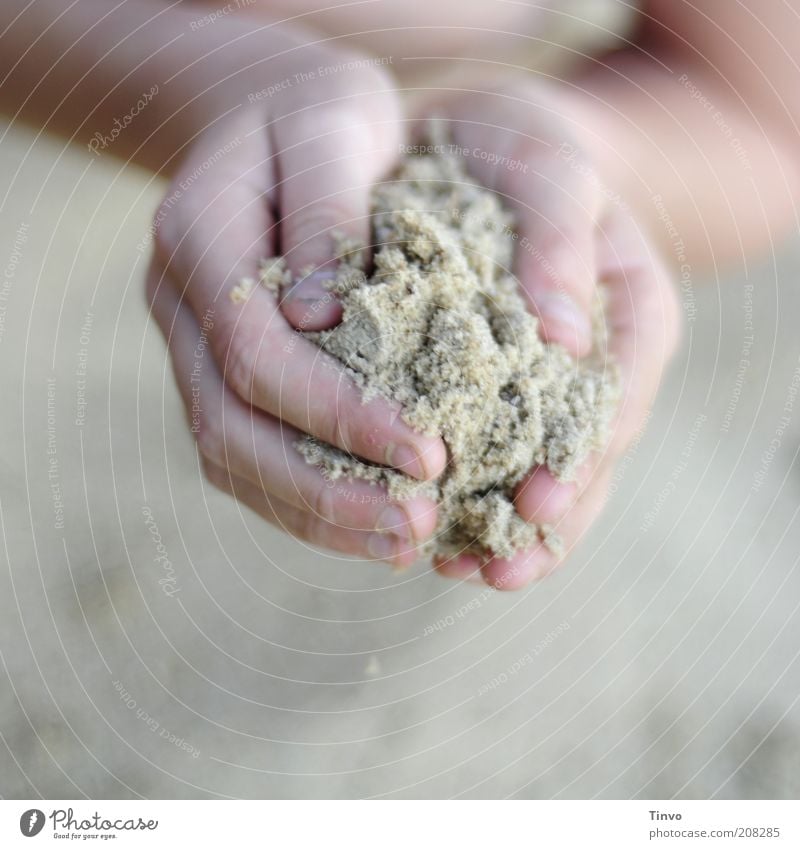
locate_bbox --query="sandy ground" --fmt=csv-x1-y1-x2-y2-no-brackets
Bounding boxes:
0,121,798,800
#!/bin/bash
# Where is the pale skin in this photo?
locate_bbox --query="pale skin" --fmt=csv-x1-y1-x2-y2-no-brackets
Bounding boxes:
2,1,799,588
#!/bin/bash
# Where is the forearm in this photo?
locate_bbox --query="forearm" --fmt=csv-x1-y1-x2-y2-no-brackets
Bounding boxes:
567,53,796,271
0,0,314,171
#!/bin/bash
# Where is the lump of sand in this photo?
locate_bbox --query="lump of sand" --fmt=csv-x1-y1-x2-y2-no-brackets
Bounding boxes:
250,145,619,560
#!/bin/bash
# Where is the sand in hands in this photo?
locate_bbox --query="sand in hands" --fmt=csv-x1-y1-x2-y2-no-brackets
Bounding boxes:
247,144,619,560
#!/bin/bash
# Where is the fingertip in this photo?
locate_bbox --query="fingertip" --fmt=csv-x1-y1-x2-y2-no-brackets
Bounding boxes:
406,497,439,542
433,553,484,583
395,533,431,571
531,291,593,358
420,437,448,481
481,545,555,590
390,544,420,572
515,466,578,525
387,436,448,482
281,297,343,331
281,269,342,331
518,232,595,358
376,497,438,543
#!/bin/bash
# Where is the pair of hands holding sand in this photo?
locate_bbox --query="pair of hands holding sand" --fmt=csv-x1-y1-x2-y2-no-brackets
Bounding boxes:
147,45,679,590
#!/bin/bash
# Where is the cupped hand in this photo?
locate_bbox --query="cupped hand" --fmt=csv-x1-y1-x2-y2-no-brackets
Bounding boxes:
146,44,445,568
422,80,681,589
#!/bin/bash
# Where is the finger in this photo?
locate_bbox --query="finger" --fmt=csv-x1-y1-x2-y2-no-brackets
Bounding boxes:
481,464,615,590
514,209,679,526
147,258,439,541
502,147,599,359
514,462,589,525
444,104,600,357
153,120,445,480
433,553,485,584
273,100,401,330
218,398,439,542
202,458,419,568
598,209,681,452
153,108,278,317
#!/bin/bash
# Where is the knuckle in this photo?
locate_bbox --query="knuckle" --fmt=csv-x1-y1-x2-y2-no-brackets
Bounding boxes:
223,329,260,400
319,392,354,454
318,48,396,99
287,61,399,142
356,64,398,111
337,410,362,457
316,401,343,451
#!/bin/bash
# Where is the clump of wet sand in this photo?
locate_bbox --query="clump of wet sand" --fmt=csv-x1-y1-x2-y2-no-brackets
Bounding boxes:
249,143,619,560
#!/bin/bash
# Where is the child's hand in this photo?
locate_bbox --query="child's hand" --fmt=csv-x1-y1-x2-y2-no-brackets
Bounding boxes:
146,50,445,568
426,80,681,589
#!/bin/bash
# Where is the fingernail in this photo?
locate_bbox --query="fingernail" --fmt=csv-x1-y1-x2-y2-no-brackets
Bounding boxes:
386,442,426,479
535,292,591,347
368,532,399,562
376,505,413,540
284,269,337,304
281,269,343,330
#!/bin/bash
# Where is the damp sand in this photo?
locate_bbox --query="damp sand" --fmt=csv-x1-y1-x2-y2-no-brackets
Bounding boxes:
248,145,619,560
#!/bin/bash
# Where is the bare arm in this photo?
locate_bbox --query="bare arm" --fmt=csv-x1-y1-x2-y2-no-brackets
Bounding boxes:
0,0,327,171
568,0,800,268
2,1,798,267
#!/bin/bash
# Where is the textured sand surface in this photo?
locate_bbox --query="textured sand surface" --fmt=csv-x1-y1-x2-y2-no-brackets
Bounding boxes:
274,146,617,560
1,122,799,800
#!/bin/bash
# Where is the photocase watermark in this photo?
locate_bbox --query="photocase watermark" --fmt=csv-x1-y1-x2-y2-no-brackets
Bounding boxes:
190,307,215,433
0,220,28,345
75,310,93,427
652,193,696,323
22,807,158,836
189,0,256,31
87,84,159,156
640,412,707,532
477,621,571,695
137,136,244,253
113,678,200,759
400,141,530,174
678,73,752,172
752,358,800,493
47,377,65,530
141,505,180,596
721,283,754,434
249,56,394,103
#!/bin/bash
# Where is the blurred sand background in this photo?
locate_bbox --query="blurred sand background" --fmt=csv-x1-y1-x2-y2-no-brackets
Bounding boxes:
0,113,799,799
